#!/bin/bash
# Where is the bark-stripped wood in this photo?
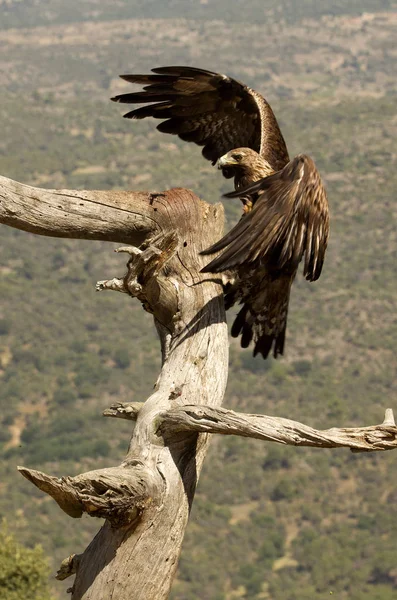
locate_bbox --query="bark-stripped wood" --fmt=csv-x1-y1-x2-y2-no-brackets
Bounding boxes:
0,174,396,599
157,406,397,453
1,175,228,600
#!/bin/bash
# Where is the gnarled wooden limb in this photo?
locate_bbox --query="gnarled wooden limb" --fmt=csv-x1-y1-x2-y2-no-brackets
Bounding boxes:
56,554,82,581
2,174,228,600
157,406,397,453
18,463,160,526
0,175,161,244
97,234,180,331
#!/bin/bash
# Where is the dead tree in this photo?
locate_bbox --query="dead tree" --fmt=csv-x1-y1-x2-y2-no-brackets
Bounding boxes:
1,174,396,600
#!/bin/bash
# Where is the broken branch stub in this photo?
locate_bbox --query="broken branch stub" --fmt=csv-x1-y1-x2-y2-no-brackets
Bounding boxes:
56,554,81,581
18,463,160,527
97,232,180,330
103,402,144,420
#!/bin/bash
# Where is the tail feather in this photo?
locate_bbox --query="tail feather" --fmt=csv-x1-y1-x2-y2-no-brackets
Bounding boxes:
253,325,286,359
253,335,274,359
229,276,291,359
241,323,254,348
231,305,248,338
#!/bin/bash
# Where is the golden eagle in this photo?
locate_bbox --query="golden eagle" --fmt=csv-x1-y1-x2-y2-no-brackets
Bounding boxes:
112,66,329,358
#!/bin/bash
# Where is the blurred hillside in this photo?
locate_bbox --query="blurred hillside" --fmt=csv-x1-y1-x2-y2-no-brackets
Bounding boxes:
0,0,395,29
0,2,396,599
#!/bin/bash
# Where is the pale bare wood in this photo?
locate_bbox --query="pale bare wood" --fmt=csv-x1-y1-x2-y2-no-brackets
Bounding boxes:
18,463,159,525
69,189,228,600
1,176,228,600
157,406,397,453
0,174,162,245
382,408,396,427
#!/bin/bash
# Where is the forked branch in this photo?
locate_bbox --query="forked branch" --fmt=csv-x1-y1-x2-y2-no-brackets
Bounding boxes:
157,406,397,453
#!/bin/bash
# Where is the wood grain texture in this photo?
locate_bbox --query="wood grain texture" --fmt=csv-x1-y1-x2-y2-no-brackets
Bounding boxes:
0,175,158,244
158,405,397,452
70,189,229,600
1,175,228,600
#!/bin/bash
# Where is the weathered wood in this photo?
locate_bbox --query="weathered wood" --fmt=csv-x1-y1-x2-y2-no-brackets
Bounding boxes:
103,402,145,421
0,175,158,245
157,406,397,453
18,464,160,526
1,175,228,600
56,554,82,581
70,189,229,600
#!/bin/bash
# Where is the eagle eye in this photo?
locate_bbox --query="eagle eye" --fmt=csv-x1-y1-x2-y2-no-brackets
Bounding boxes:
232,153,243,161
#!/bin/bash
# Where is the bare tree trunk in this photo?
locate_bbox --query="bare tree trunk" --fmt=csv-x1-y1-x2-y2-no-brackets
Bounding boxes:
1,175,396,599
1,177,228,599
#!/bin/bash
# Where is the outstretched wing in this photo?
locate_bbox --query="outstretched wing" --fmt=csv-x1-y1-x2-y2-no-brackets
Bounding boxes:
112,66,289,171
201,154,329,282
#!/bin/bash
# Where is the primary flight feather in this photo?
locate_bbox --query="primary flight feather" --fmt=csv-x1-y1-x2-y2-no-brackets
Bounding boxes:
112,66,329,358
202,155,329,358
112,66,289,173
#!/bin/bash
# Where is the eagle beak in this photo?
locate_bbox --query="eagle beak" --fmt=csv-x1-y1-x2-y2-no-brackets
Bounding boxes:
217,154,236,169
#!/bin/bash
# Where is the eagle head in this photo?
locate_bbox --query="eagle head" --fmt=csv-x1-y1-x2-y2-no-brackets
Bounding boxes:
217,148,255,170
217,148,274,185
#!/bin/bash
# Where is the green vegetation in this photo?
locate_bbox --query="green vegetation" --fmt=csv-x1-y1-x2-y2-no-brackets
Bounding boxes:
0,2,396,599
0,522,53,600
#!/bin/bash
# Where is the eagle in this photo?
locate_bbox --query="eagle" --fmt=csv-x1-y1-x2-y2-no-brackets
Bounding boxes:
112,66,329,358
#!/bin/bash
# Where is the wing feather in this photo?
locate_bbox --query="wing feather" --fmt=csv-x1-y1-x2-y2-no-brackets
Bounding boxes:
112,66,289,170
201,155,329,279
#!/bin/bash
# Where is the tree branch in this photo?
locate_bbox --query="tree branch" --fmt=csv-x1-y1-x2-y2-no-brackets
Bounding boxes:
157,406,397,453
56,554,82,582
18,463,161,526
9,166,394,600
0,175,162,244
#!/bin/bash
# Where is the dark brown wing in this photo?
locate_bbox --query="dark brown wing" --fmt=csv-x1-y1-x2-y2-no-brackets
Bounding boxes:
201,154,329,281
111,66,289,171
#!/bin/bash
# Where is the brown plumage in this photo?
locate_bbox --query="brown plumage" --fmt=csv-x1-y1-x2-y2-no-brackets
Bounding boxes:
112,66,329,358
216,147,275,212
111,65,289,173
202,154,330,358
